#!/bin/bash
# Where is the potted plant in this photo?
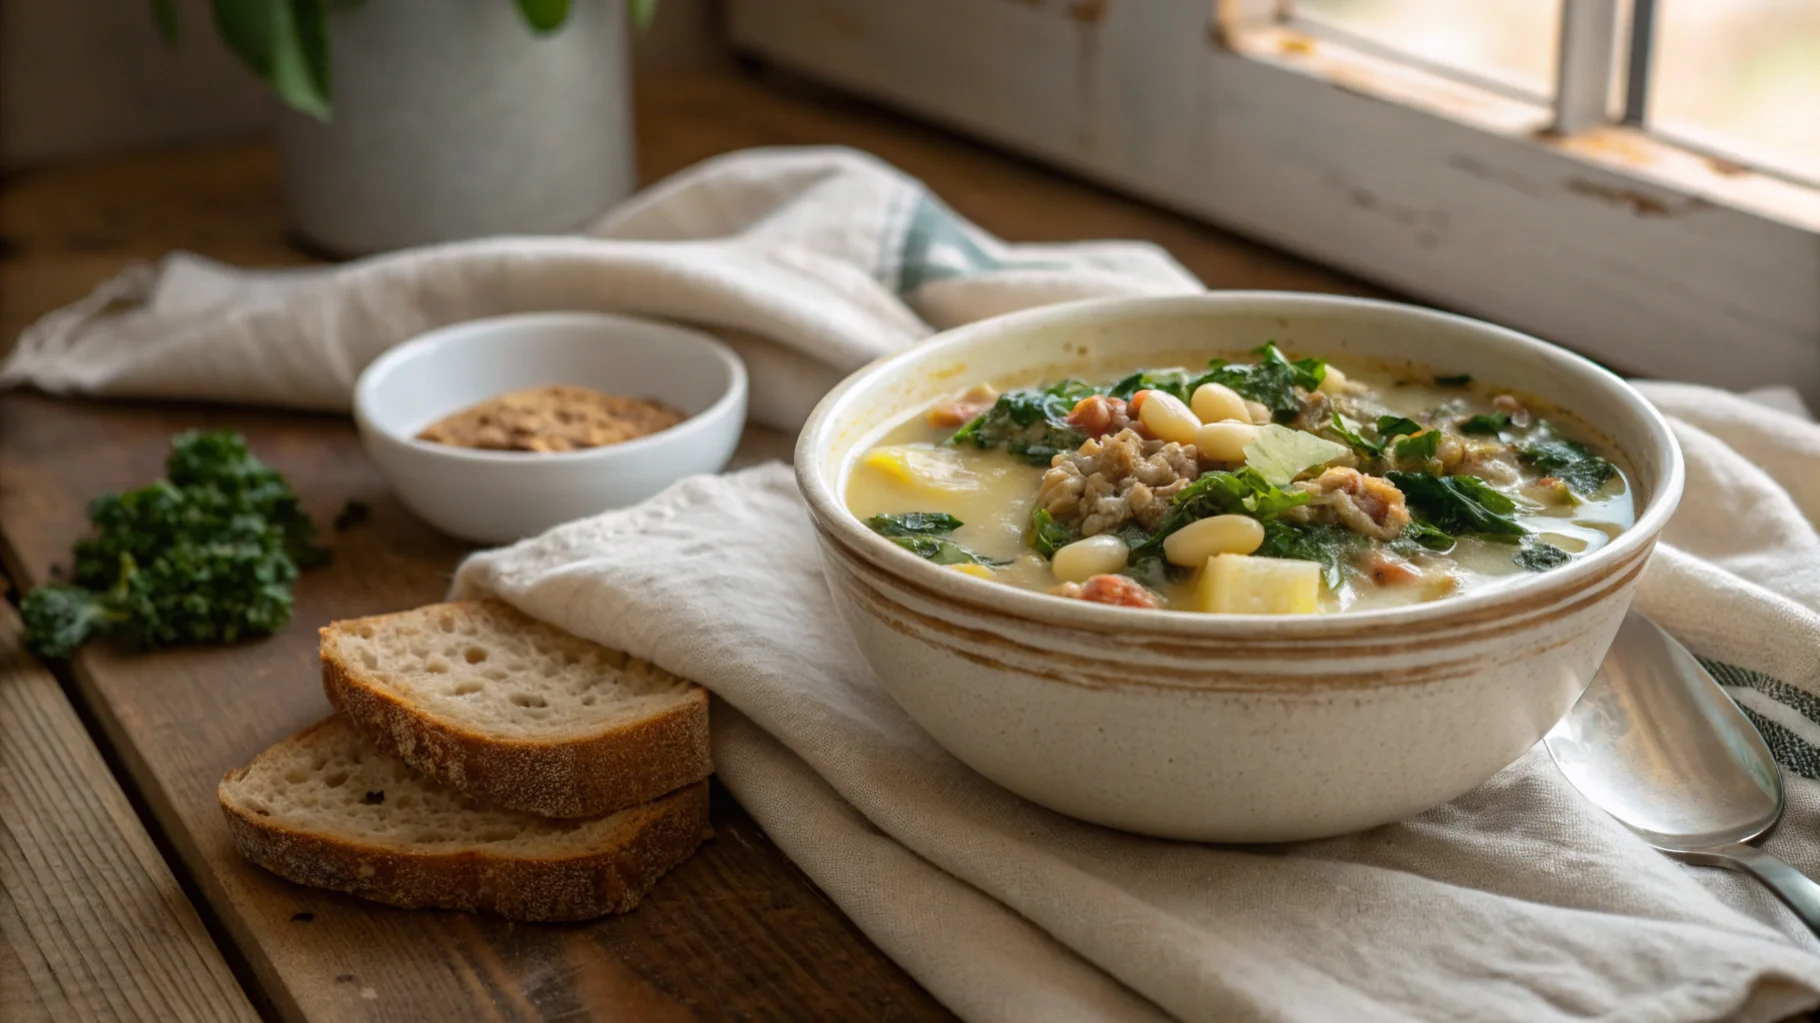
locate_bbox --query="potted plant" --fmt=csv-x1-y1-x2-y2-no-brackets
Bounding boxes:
154,0,656,255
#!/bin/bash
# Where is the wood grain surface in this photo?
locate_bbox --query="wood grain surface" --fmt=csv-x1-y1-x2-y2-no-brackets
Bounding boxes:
0,69,1364,1021
0,599,257,1022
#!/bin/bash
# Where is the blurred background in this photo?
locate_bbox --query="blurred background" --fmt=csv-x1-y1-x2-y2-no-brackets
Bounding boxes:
1297,0,1820,182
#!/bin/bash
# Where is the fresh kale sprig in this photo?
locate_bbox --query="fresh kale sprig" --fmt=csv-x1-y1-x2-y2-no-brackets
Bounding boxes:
21,431,329,660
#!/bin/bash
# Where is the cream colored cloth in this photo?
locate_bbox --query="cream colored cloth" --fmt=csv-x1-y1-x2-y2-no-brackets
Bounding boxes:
13,146,1820,1021
0,147,1196,431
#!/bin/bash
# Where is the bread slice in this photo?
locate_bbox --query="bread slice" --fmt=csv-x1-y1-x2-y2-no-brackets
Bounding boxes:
321,601,710,818
219,716,710,921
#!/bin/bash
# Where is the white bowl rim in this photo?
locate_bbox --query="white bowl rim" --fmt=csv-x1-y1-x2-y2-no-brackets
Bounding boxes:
353,310,748,465
796,291,1686,636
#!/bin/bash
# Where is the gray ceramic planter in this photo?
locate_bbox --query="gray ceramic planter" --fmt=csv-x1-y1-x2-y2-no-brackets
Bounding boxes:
277,0,633,256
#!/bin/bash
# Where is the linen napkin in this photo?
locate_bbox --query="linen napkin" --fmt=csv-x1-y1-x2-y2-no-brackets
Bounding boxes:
13,145,1820,1021
0,147,1198,430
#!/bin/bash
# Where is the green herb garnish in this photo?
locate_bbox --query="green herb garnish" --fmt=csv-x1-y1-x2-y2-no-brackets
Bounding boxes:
21,431,328,660
1328,413,1383,456
1108,369,1194,404
1459,413,1510,435
949,379,1100,465
1026,508,1076,559
1385,471,1527,540
1136,467,1310,557
1401,520,1457,553
865,512,1005,566
1375,416,1424,443
1199,342,1326,424
1434,374,1473,387
1256,520,1359,590
1518,435,1616,494
866,512,966,536
1392,430,1440,462
1514,538,1573,572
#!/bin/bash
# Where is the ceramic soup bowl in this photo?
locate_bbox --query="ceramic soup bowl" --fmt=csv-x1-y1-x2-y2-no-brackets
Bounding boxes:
795,293,1683,843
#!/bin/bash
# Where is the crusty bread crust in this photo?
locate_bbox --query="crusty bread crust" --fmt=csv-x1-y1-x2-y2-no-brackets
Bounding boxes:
320,602,712,818
218,724,710,923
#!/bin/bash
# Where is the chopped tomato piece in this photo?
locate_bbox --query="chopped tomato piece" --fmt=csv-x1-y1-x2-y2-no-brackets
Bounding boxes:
1051,574,1161,608
1064,395,1133,439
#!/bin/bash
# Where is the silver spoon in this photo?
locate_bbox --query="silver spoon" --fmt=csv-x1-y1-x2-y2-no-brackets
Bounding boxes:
1545,609,1820,934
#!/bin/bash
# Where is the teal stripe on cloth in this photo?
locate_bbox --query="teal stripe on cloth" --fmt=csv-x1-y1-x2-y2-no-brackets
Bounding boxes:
893,194,1067,295
896,195,1001,294
1699,658,1820,779
1702,658,1820,730
1739,707,1820,780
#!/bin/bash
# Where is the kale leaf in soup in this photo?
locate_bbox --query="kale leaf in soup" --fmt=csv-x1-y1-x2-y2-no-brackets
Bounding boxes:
864,512,1007,567
845,344,1630,615
948,379,1097,465
1519,433,1618,494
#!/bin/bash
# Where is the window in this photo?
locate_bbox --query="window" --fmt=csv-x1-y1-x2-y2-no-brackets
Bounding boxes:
728,0,1820,398
1646,0,1820,184
1292,0,1560,99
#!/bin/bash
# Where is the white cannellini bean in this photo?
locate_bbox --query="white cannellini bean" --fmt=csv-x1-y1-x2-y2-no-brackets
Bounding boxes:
1193,421,1258,462
1051,534,1131,582
1190,381,1250,424
1137,390,1201,444
1164,515,1265,567
1244,400,1273,425
1316,365,1349,395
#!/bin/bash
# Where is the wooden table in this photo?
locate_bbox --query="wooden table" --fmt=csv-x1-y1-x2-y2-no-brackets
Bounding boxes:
0,69,1369,1020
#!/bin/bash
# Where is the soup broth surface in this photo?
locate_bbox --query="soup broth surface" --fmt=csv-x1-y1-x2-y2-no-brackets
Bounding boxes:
844,347,1633,615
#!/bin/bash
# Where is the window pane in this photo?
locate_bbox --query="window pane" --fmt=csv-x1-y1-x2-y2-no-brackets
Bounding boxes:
1648,0,1820,181
1293,0,1560,97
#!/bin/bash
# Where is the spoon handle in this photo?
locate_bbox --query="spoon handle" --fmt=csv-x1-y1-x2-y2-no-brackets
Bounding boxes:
1693,844,1820,936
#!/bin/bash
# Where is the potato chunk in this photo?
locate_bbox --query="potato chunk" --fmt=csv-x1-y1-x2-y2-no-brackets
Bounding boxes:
1197,554,1321,615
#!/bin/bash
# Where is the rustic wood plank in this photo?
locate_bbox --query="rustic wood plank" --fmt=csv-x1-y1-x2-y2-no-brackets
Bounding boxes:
0,599,257,1022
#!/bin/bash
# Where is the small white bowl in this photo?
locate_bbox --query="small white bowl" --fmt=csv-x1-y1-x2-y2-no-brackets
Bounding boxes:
355,312,747,544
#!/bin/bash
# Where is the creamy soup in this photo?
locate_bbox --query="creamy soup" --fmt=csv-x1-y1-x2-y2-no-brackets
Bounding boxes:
844,344,1634,614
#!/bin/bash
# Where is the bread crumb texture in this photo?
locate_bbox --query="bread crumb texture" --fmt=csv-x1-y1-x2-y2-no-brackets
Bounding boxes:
417,385,684,453
323,601,695,742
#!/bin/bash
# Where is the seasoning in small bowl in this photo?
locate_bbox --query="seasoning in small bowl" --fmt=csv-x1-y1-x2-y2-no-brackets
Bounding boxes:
416,385,685,453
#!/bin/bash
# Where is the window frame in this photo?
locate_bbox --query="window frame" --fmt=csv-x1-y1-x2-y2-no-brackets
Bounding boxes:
726,0,1820,399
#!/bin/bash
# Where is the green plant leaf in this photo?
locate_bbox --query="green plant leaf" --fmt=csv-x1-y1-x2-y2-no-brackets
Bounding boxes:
212,0,333,119
1328,413,1382,456
1460,412,1510,435
1025,508,1075,559
515,0,571,32
865,512,965,537
629,0,659,30
151,0,180,45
